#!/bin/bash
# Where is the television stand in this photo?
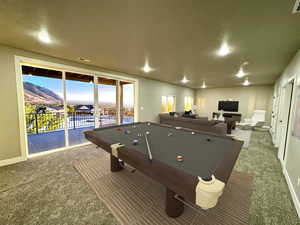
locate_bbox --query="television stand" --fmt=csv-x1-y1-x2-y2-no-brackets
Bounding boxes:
213,112,242,122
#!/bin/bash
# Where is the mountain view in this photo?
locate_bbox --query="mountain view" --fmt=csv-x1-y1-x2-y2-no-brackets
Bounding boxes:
23,82,63,105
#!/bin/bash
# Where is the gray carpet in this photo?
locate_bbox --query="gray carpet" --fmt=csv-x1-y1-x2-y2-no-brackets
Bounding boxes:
74,152,252,225
0,130,300,225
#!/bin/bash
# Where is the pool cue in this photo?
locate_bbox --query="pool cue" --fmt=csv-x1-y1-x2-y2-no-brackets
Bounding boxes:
144,132,153,161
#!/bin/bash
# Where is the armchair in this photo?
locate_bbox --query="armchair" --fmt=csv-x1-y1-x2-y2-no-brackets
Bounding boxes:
239,110,266,127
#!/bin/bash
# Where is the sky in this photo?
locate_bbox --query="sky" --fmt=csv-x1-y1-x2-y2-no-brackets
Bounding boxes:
23,75,134,106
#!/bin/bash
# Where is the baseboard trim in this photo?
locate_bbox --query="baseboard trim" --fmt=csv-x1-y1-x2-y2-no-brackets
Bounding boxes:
269,130,278,147
0,156,26,167
283,167,300,218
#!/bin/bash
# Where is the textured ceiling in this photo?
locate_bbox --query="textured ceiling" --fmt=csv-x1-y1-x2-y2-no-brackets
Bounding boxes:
0,0,300,88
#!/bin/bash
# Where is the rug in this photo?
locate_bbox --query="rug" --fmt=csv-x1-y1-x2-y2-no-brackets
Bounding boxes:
74,151,253,225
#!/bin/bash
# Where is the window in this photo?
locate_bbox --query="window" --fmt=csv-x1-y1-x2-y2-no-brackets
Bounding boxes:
184,96,193,111
162,96,176,112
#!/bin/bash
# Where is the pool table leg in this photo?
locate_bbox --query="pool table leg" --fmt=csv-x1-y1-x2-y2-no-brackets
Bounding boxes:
165,188,184,217
110,154,124,172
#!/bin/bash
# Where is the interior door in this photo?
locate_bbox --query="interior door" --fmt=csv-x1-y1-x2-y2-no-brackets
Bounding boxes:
278,80,294,162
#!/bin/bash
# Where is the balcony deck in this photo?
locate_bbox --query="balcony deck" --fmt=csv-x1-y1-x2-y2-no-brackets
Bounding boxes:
27,114,134,154
27,126,94,154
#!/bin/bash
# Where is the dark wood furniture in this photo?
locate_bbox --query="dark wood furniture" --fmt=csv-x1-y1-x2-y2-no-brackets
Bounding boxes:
215,118,236,134
213,112,242,122
212,112,242,134
84,122,243,218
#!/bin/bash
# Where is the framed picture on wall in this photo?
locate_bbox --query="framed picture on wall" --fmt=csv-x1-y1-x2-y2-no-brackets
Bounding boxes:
292,86,300,139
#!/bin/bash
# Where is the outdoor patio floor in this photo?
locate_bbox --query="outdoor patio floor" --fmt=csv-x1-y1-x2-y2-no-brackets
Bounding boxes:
28,126,94,154
27,118,133,154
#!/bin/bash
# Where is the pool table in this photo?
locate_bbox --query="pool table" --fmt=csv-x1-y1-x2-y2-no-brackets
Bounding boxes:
84,122,243,217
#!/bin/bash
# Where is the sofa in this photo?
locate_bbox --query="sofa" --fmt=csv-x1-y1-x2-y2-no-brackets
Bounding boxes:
159,113,227,136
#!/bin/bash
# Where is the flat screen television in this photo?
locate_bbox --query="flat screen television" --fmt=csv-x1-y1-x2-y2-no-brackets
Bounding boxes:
218,101,239,112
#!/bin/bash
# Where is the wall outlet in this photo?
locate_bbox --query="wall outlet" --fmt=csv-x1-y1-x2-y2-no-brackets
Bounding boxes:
297,178,300,188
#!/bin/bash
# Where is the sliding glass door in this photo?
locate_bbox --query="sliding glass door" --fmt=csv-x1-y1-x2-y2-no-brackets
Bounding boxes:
66,72,95,146
98,78,117,127
21,64,136,155
120,82,134,124
22,66,65,154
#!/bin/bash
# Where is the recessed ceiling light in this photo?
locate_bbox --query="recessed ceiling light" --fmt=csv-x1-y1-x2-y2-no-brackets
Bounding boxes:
236,68,246,78
142,61,152,73
79,57,91,62
201,81,207,88
236,61,249,77
181,76,189,83
242,61,249,66
217,41,231,57
243,78,250,86
38,29,52,44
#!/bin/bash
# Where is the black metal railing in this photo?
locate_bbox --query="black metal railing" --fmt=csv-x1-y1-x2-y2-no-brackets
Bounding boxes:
26,112,134,134
26,112,65,134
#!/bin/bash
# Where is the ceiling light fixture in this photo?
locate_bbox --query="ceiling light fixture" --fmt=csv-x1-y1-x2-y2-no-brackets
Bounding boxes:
236,67,246,78
217,41,231,57
242,61,249,66
236,61,249,78
243,78,250,86
181,76,189,83
38,29,52,44
142,61,152,73
201,81,207,88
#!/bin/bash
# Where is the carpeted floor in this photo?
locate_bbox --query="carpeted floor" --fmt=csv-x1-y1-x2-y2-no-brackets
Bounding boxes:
0,130,299,225
74,153,252,225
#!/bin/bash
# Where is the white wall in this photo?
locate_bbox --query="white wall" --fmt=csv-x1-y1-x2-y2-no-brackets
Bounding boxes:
273,50,300,217
195,86,274,124
0,44,194,162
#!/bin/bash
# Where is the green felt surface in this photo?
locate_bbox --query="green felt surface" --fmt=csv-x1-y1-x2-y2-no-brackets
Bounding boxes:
91,122,242,179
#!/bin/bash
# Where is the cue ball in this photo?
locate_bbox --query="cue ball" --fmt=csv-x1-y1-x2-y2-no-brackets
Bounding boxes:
176,155,184,162
147,122,151,126
132,140,139,145
191,132,195,135
146,131,150,135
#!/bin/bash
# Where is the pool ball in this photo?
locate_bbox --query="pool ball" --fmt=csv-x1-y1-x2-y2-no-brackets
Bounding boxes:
176,155,184,162
167,132,173,137
191,132,195,135
125,130,131,134
147,122,151,126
